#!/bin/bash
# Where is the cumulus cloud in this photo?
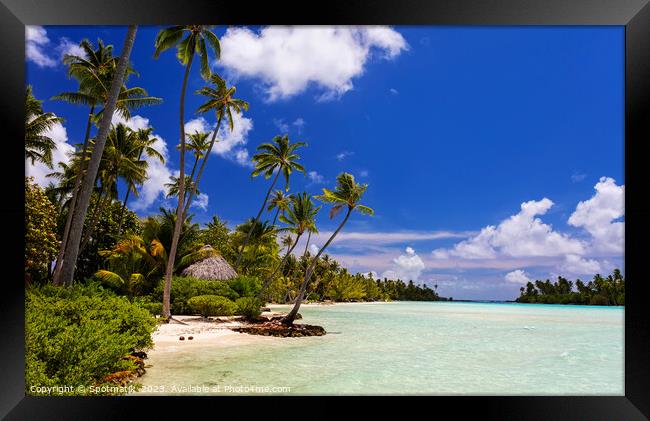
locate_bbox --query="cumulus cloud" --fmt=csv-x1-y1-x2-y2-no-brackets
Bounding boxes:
307,171,324,184
309,244,320,255
504,270,531,284
432,198,586,260
26,26,57,67
191,193,209,211
25,120,74,187
183,113,254,167
336,150,354,161
218,26,408,101
112,113,173,211
382,246,425,281
568,177,624,254
560,254,602,275
26,26,86,68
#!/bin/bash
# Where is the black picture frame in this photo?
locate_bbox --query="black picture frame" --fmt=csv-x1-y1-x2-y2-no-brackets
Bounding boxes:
2,0,648,419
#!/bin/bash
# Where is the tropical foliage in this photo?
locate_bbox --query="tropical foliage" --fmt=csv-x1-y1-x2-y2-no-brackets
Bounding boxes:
25,177,60,284
516,270,625,305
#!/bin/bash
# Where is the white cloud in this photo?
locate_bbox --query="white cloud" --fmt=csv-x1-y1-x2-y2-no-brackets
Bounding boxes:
568,177,624,254
382,246,425,281
218,26,408,101
359,170,369,177
389,88,399,95
309,244,320,255
336,150,354,161
432,198,586,260
504,270,531,284
293,118,305,132
25,120,74,187
272,118,289,133
560,254,602,275
184,113,254,167
26,26,57,67
26,27,86,68
112,113,173,211
191,193,209,211
307,171,324,184
313,230,471,247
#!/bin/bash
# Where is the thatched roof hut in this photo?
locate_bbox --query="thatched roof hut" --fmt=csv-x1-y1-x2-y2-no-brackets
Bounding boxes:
181,245,238,280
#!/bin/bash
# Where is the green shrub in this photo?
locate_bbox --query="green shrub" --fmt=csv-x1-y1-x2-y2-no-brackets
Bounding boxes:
152,276,239,315
134,296,163,316
589,294,609,306
227,276,262,297
25,177,59,284
235,297,262,320
187,295,238,318
26,283,156,396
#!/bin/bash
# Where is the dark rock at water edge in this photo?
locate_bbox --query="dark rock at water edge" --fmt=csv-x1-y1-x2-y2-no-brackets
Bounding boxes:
232,321,326,337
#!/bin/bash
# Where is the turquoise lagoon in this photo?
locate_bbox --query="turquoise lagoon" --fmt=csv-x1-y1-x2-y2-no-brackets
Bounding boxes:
136,301,624,395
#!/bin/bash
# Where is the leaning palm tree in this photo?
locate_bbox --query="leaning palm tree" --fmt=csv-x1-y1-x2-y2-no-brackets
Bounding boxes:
165,175,199,201
57,25,139,287
282,173,373,325
180,130,211,186
52,38,161,285
154,25,221,320
258,193,321,301
267,190,293,226
25,86,62,167
183,74,248,219
235,135,307,269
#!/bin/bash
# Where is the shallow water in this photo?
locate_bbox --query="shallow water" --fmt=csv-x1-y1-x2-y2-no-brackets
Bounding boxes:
135,302,624,395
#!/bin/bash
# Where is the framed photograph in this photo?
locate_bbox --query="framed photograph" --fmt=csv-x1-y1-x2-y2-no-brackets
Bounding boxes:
3,0,649,418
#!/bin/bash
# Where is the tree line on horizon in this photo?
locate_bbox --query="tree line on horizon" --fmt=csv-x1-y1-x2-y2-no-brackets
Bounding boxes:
515,269,624,306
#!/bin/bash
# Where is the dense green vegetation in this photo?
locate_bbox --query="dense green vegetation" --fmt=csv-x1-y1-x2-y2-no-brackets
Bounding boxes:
516,269,624,305
26,283,156,395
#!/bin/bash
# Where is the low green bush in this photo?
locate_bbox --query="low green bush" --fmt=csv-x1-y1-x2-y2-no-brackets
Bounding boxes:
235,297,262,320
26,283,156,396
227,276,262,298
187,295,238,318
133,296,163,316
152,276,239,315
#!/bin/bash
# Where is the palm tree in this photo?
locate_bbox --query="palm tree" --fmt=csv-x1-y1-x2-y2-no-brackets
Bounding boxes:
258,193,321,301
117,127,164,235
282,173,373,325
79,123,150,253
180,130,211,186
184,74,248,219
281,234,294,254
165,175,199,201
232,218,278,275
25,86,63,167
57,25,139,287
52,38,160,285
154,25,221,320
235,135,306,269
267,190,293,226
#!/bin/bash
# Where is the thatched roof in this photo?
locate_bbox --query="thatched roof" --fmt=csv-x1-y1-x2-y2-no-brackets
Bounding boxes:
181,245,238,280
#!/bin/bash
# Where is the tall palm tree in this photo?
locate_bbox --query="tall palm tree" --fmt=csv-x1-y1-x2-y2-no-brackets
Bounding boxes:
117,127,164,235
57,25,139,287
267,190,293,226
79,123,150,252
184,74,248,219
282,173,373,325
25,86,63,167
259,193,321,301
52,38,161,285
235,135,306,269
180,130,211,187
154,25,221,320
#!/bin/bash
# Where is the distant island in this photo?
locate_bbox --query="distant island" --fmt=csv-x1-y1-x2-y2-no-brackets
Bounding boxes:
515,269,624,306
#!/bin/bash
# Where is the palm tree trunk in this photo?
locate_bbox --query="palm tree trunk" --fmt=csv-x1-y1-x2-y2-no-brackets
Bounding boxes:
117,148,144,236
258,233,302,301
283,207,352,325
58,26,138,287
52,105,95,285
182,116,222,221
272,208,280,225
162,52,195,319
235,167,282,269
303,230,312,255
79,185,110,254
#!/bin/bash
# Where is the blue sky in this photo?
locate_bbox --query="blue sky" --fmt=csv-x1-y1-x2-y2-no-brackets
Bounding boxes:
25,26,624,300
